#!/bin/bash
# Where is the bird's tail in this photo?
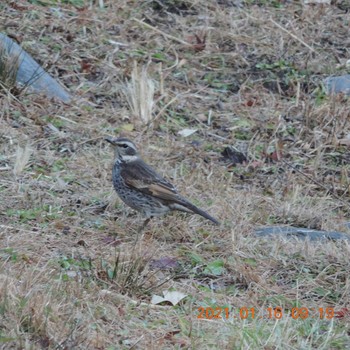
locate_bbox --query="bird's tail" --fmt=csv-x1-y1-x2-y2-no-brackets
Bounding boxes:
176,199,220,225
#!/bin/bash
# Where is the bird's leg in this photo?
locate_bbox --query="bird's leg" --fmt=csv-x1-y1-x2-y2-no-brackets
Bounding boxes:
138,217,152,234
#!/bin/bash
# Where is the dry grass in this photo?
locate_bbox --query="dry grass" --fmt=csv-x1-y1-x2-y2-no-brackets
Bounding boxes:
0,41,18,91
1,0,350,348
123,62,155,125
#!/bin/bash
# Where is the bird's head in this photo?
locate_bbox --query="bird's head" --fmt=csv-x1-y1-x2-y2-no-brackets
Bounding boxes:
105,137,139,162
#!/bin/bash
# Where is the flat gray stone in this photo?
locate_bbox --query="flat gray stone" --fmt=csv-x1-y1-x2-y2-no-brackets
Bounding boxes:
0,33,71,102
255,226,350,241
324,75,350,96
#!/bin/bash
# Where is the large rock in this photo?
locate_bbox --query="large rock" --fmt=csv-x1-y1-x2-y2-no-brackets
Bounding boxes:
0,33,71,102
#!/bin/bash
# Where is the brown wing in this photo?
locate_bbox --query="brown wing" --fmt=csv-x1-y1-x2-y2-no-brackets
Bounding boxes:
120,158,220,225
120,158,181,202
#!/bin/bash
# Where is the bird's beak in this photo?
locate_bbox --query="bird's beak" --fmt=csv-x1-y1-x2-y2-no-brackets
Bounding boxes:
105,137,117,145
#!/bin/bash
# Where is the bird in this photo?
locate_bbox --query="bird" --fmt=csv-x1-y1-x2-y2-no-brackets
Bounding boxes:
105,137,220,230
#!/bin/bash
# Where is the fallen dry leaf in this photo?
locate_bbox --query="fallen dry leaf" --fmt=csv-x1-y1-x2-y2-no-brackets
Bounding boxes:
151,290,187,306
178,128,197,137
150,257,179,270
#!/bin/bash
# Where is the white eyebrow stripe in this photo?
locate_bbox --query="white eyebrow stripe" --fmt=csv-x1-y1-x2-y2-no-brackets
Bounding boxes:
120,155,138,162
117,141,136,149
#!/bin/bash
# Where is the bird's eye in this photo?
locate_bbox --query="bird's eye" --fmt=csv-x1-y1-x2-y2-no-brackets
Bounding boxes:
121,144,128,148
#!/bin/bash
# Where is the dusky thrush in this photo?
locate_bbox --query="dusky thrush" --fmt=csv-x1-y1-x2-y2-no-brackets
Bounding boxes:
105,137,220,229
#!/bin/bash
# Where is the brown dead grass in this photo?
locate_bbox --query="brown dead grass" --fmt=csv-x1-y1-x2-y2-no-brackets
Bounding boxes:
1,0,350,348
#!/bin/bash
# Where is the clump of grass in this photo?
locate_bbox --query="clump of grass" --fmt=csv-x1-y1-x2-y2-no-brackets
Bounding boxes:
0,41,20,92
13,144,32,175
97,244,179,296
123,62,155,125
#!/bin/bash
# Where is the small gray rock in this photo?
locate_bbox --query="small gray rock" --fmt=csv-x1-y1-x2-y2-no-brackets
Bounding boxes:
255,226,350,241
324,75,350,96
0,33,71,102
